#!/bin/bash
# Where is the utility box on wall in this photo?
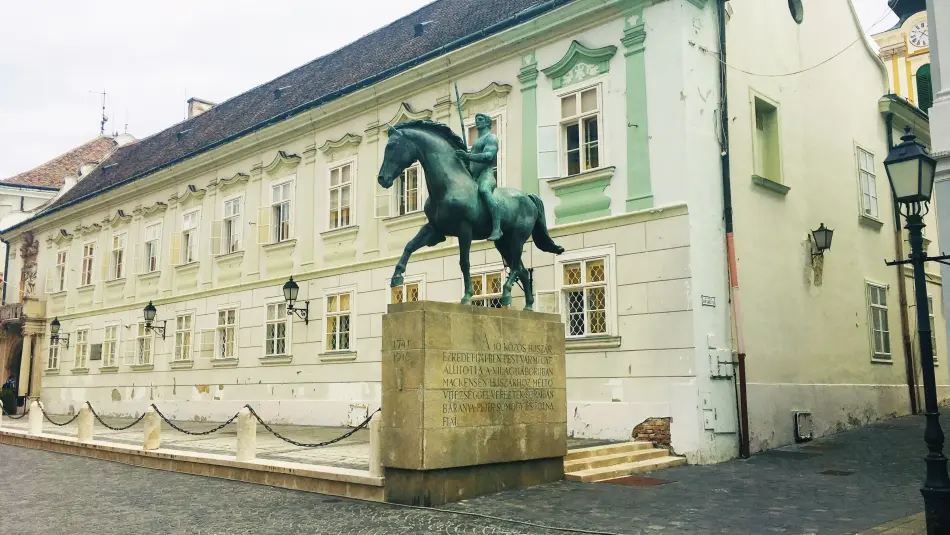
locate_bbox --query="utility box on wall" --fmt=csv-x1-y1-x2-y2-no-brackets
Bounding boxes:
794,411,813,442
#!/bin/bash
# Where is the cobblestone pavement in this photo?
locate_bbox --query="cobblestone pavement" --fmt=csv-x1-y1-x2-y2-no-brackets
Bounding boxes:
0,414,936,534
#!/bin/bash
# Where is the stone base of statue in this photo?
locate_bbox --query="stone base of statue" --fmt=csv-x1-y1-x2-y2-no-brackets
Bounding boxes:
381,301,567,506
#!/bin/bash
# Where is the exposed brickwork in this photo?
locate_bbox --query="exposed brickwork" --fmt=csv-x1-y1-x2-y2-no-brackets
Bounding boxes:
632,417,671,448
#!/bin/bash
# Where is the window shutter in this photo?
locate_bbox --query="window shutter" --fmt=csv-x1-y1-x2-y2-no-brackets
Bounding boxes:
538,125,559,179
101,249,111,282
918,64,933,113
132,248,142,276
375,184,391,218
44,267,55,294
121,339,135,366
257,207,271,245
196,329,216,359
169,233,182,266
535,290,560,314
210,220,223,256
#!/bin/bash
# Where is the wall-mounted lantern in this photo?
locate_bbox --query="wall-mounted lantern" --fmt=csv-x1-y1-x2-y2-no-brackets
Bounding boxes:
143,301,167,340
49,317,70,348
283,276,309,325
811,223,834,261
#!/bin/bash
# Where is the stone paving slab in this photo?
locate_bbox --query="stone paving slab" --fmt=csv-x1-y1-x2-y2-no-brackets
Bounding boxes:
856,514,926,535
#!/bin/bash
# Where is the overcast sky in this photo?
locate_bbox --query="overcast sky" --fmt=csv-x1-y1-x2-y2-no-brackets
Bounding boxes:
0,0,898,178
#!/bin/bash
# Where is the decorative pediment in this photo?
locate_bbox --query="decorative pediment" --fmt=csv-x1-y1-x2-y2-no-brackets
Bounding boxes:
458,82,512,118
542,41,618,90
170,185,206,206
74,223,102,236
263,150,301,176
386,102,432,126
319,133,363,155
215,172,251,190
47,229,73,247
102,210,133,228
134,202,168,217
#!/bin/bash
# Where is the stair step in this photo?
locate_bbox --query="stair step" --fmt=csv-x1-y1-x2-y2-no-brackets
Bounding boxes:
564,456,687,483
564,448,669,472
564,441,653,462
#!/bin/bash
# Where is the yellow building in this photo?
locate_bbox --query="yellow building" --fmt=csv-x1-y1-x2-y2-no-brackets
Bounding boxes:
873,0,933,113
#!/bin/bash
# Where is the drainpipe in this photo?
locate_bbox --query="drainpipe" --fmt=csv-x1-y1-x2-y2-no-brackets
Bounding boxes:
886,113,919,414
717,0,750,458
1,237,9,305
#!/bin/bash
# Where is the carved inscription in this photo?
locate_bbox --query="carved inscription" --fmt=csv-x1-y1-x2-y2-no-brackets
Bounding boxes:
439,341,557,427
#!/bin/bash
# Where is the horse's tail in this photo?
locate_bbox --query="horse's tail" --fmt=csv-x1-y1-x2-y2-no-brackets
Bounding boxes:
528,194,565,255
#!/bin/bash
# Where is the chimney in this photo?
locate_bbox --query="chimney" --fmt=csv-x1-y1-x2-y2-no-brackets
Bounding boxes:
187,97,216,119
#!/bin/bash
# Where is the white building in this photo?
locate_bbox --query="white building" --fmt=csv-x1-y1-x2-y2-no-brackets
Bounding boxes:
1,0,944,464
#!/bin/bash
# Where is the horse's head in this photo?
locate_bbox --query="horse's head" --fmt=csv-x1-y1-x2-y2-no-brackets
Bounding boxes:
378,125,417,189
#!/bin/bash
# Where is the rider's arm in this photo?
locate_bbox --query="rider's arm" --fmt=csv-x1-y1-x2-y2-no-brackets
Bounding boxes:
466,138,498,163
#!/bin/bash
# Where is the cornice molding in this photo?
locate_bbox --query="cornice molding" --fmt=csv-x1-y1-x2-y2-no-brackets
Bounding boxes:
319,133,363,155
263,150,301,177
542,40,618,90
459,82,512,118
102,210,133,228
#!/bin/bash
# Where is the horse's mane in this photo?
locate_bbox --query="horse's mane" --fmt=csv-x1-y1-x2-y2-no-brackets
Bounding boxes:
394,120,468,151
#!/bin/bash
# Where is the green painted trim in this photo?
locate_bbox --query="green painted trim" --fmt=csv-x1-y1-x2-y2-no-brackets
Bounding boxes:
751,175,790,196
541,41,617,90
622,16,652,213
552,176,612,224
519,52,540,196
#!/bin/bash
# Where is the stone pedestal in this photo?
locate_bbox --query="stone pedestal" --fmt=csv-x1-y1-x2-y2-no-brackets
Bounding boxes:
236,407,256,462
77,404,93,443
143,408,160,450
381,301,566,506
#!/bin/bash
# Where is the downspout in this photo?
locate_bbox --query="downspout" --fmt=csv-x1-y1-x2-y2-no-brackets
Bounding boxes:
717,0,750,458
886,113,919,414
1,238,9,305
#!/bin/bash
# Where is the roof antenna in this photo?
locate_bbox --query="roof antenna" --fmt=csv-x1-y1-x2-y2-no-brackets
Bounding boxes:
88,89,109,135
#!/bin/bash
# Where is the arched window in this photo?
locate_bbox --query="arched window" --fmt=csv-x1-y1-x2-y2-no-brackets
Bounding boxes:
917,64,933,114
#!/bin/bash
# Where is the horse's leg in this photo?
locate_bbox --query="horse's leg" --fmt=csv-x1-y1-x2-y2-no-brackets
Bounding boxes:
499,238,519,308
458,223,473,304
391,224,442,287
521,261,534,312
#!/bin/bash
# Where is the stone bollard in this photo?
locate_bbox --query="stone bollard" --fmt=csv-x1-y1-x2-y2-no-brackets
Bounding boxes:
28,401,42,435
369,411,383,477
235,407,256,462
142,407,161,450
77,403,93,443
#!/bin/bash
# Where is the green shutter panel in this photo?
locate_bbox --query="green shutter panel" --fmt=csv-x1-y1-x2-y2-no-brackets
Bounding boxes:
917,64,933,114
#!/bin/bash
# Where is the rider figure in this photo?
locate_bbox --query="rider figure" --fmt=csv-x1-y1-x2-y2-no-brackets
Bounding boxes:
455,113,502,241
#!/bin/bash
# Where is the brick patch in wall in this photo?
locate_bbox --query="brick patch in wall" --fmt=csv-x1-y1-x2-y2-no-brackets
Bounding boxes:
632,417,671,448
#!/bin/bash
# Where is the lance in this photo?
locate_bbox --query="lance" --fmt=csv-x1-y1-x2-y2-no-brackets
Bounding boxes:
454,82,468,147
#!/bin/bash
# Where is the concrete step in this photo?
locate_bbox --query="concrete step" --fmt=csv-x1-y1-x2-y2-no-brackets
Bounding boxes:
564,456,687,483
563,448,669,472
564,441,653,462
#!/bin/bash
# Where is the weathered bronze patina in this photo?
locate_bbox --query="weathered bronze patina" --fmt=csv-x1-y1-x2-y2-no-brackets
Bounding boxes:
377,120,564,311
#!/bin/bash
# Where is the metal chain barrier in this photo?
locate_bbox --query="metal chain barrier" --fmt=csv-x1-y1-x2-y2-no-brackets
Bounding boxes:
37,402,81,427
0,403,28,420
149,404,240,436
245,405,379,448
87,403,147,431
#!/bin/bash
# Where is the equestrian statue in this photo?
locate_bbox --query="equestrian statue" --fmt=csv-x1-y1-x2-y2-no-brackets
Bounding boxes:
377,112,564,312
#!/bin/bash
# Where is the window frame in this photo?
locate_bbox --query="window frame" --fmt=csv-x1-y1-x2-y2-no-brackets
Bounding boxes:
555,245,618,339
855,145,879,220
80,241,96,287
181,209,201,264
46,339,60,371
327,159,357,231
866,280,892,361
270,179,295,243
324,287,355,353
264,300,291,357
750,90,784,184
74,328,89,369
464,110,506,187
389,275,425,304
470,265,506,309
54,248,68,292
143,221,163,273
174,313,194,362
102,323,120,367
216,306,239,360
556,82,604,177
110,232,127,280
222,195,243,255
135,322,154,365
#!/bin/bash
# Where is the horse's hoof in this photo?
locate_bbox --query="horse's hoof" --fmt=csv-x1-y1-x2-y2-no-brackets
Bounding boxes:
460,295,472,305
523,305,534,312
391,275,404,288
501,294,512,307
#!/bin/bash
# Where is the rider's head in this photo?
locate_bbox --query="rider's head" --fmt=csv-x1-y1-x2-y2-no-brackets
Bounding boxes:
474,113,492,130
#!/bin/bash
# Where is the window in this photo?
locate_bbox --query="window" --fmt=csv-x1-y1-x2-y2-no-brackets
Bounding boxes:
265,303,289,356
563,258,608,337
391,281,421,304
325,292,352,351
472,272,504,308
144,223,162,273
467,114,502,184
182,210,200,263
376,165,425,218
55,250,67,292
174,314,193,362
81,242,95,286
103,325,118,367
867,283,891,360
857,147,878,219
136,323,153,365
272,181,293,242
560,86,601,176
217,308,237,359
753,95,782,183
329,162,354,230
74,329,89,369
110,233,127,280
46,341,59,370
223,197,242,254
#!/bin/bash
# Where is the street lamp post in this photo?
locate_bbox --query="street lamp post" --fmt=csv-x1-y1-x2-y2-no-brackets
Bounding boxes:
884,127,950,533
